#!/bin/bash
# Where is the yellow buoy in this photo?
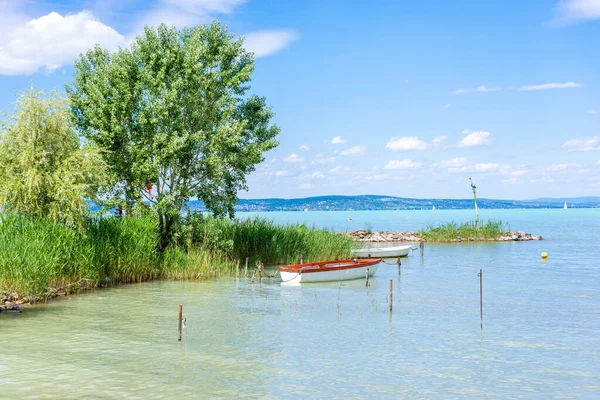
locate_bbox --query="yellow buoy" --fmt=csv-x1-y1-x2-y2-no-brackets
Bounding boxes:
541,252,548,259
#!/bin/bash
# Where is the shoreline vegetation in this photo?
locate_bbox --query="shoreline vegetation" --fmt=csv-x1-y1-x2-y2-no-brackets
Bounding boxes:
346,220,542,243
0,213,354,304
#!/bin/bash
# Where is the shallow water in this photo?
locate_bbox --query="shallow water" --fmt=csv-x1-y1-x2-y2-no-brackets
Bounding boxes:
1,209,599,399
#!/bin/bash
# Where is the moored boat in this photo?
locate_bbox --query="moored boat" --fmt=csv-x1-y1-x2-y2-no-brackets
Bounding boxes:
279,258,381,284
352,245,414,258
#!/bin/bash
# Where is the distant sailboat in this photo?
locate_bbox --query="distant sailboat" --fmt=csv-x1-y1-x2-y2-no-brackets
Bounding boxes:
564,202,568,209
432,205,436,211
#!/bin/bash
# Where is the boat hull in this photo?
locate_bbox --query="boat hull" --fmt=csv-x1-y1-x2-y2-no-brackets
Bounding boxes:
279,259,380,284
352,245,413,258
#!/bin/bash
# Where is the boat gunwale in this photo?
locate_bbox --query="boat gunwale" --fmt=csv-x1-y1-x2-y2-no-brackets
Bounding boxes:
278,258,382,274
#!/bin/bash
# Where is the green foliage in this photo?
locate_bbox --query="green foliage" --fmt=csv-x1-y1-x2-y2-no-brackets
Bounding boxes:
174,213,355,265
67,21,280,246
421,219,509,242
0,88,107,230
0,214,159,298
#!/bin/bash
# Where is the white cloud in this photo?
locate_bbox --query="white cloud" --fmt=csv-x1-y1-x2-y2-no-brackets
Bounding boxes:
383,159,422,170
562,136,600,151
550,0,600,25
329,165,350,174
386,136,428,151
587,109,599,114
299,145,310,151
441,104,451,110
433,157,470,169
340,146,367,156
458,130,492,147
331,136,346,144
284,154,304,163
518,82,583,91
452,85,501,94
243,29,299,57
503,178,522,185
530,176,555,184
310,154,336,165
546,163,584,172
0,11,125,75
298,183,312,190
138,0,246,30
475,163,500,172
432,136,447,146
310,171,325,179
275,170,288,176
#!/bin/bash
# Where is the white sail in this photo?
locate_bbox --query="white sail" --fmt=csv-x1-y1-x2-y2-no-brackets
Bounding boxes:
564,202,567,209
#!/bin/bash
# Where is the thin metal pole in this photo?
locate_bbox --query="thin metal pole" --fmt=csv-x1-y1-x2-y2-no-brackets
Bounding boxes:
479,269,483,329
178,305,183,341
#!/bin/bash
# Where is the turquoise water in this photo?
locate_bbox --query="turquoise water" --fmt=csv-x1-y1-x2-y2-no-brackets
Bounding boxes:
1,209,599,398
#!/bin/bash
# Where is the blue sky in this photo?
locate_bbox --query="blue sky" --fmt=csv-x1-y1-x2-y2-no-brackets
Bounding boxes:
0,0,599,200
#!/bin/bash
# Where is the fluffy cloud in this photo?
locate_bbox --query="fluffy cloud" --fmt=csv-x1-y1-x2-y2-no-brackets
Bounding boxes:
562,136,600,151
518,82,583,91
298,183,312,190
138,0,246,30
432,136,447,146
386,136,428,151
546,163,584,172
550,0,600,25
383,159,422,170
308,171,325,179
243,29,299,57
340,146,367,156
458,130,492,147
284,154,304,163
0,11,124,75
275,170,288,176
330,136,346,144
310,154,336,165
452,85,501,94
329,165,351,174
503,178,522,184
299,145,310,151
433,157,470,169
475,163,500,172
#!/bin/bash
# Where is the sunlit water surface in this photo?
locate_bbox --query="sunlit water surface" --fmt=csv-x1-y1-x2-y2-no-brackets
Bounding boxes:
1,209,599,399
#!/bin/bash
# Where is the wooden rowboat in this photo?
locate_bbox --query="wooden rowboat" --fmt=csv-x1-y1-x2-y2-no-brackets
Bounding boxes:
279,258,381,284
352,245,414,258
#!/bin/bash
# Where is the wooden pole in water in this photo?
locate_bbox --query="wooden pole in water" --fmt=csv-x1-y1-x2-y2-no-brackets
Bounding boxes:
389,280,393,312
245,256,248,276
479,269,483,329
397,256,401,274
365,268,370,287
257,262,262,284
420,240,424,256
178,305,183,341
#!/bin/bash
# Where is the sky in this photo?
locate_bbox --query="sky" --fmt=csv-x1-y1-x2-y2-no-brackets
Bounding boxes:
0,0,599,200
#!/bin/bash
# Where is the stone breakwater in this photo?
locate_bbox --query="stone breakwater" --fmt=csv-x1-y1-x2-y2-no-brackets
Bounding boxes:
344,230,542,242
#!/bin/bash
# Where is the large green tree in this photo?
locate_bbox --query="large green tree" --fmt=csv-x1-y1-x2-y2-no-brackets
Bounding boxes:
67,21,280,248
0,88,107,230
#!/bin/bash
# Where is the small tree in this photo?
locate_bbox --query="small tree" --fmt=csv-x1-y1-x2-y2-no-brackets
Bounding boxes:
67,21,280,248
0,88,107,230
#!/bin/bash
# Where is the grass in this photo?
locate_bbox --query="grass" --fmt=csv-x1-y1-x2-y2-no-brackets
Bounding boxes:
0,212,354,299
175,213,355,266
421,219,509,242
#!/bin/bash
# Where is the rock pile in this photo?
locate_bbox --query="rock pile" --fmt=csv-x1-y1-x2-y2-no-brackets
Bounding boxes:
497,230,543,241
345,230,422,242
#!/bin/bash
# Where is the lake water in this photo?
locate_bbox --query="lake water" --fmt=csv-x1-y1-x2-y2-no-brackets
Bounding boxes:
1,209,599,399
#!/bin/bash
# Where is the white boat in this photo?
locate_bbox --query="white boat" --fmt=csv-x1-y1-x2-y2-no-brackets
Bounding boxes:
564,202,567,209
352,245,414,258
279,258,381,284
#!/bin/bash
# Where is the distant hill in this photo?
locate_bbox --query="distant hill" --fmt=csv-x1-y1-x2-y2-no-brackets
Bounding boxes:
187,195,600,212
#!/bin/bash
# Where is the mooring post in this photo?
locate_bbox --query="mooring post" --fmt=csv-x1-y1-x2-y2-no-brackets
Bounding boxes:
245,256,249,277
365,268,370,287
300,250,304,264
397,256,401,274
479,269,483,329
420,240,424,256
178,305,183,342
257,261,263,284
389,280,393,312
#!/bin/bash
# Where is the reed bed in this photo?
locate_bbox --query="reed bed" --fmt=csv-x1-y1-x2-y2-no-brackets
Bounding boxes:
421,219,509,242
176,214,355,265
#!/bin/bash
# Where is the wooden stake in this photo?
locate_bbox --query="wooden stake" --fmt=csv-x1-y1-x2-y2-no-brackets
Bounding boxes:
389,280,393,312
397,256,401,274
479,269,483,329
365,268,370,287
245,256,248,277
178,305,182,342
420,241,424,256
